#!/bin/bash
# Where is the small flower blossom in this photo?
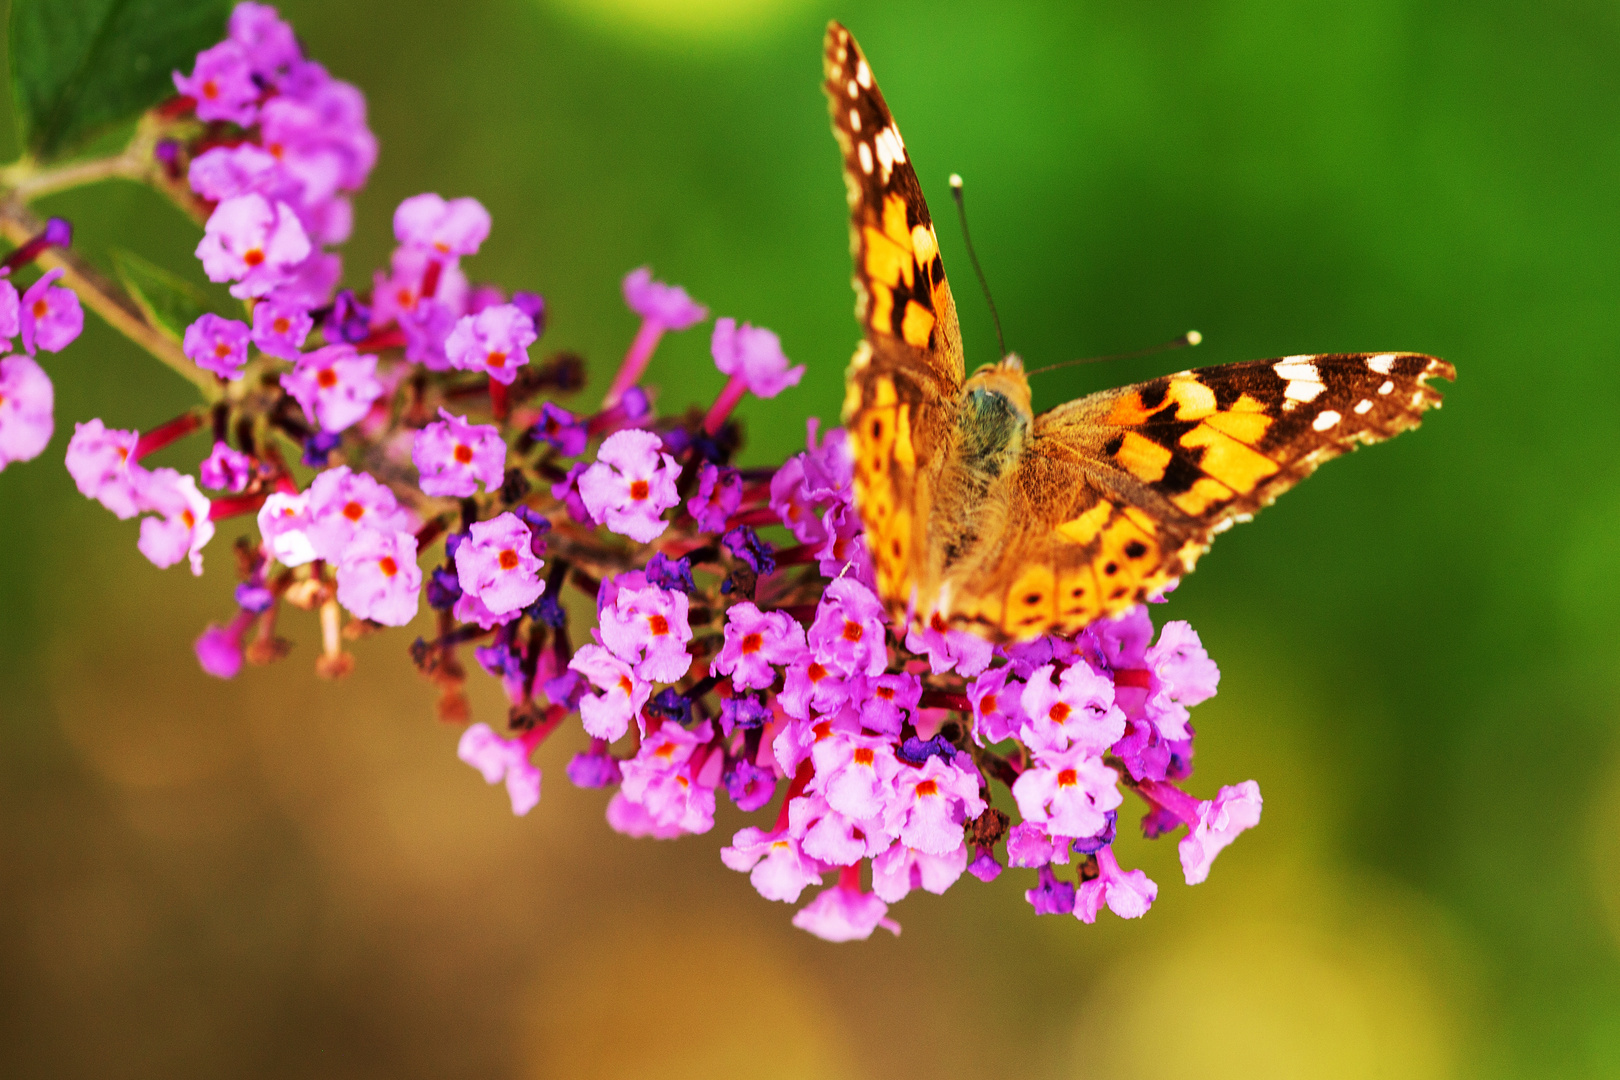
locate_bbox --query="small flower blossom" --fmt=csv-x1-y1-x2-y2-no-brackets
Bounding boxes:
724,757,777,812
906,618,993,678
182,313,251,379
1005,820,1071,868
0,354,53,470
790,789,893,866
187,144,286,203
65,419,145,519
967,665,1025,745
412,408,507,497
710,317,804,398
228,2,302,78
722,828,826,903
1025,865,1076,916
566,744,623,789
577,429,681,543
199,441,253,492
455,513,545,615
807,577,890,679
532,402,587,456
393,194,491,256
194,614,251,679
860,672,921,737
714,602,806,691
792,879,900,942
0,279,19,342
570,643,651,742
779,656,858,721
1144,620,1221,741
1012,746,1123,840
619,719,719,835
173,40,261,126
871,842,967,904
458,723,542,816
598,577,694,683
336,528,421,626
135,468,214,575
20,268,84,355
622,266,707,330
811,730,901,821
1074,847,1158,923
304,466,412,561
250,298,313,359
687,462,741,532
1019,662,1126,756
444,304,536,385
887,752,987,856
196,195,312,298
721,525,774,576
1171,779,1263,885
280,343,383,433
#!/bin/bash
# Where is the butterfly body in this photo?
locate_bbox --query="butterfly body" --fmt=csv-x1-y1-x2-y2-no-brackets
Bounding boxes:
825,23,1454,642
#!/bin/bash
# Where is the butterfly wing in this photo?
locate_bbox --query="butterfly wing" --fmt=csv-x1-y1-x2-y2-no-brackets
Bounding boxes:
940,353,1455,640
825,22,968,611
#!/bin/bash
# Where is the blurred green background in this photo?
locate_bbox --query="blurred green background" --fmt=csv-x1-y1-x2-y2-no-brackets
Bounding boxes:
2,0,1618,1076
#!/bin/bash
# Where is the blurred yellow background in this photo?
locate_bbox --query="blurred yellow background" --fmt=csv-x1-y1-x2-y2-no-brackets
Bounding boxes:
3,0,1617,1076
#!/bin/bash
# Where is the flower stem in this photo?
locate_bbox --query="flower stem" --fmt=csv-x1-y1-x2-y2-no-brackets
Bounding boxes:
602,318,663,409
703,373,747,435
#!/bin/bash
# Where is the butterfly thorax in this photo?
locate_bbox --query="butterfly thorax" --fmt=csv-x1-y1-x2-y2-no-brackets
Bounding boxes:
958,354,1033,478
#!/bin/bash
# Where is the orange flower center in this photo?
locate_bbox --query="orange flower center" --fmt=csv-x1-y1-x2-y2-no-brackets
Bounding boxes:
453,444,473,464
1057,768,1078,787
915,779,939,797
648,614,669,636
497,549,520,571
841,620,863,643
273,317,290,334
342,501,365,522
981,694,998,714
243,249,265,267
875,685,894,701
378,556,398,577
812,720,832,740
181,510,196,528
629,479,650,501
655,741,678,761
316,368,338,389
854,747,874,766
201,79,219,100
1049,702,1071,723
214,342,232,358
617,675,633,695
740,632,763,654
32,299,48,318
807,662,827,683
486,350,507,368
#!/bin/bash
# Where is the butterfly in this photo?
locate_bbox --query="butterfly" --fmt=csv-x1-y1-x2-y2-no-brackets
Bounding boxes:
823,22,1454,643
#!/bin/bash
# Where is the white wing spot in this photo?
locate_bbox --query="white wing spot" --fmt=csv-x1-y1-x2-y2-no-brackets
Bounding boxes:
857,142,873,175
1377,380,1395,395
873,126,906,182
849,109,861,132
1312,410,1342,432
1274,360,1320,382
1366,353,1397,374
1285,380,1325,403
856,59,872,88
1353,399,1373,415
847,79,859,99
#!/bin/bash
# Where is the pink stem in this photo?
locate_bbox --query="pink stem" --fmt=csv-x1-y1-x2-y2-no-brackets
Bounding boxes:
837,863,861,891
602,318,663,409
209,492,267,521
702,373,748,435
134,411,203,459
1135,778,1202,827
489,376,509,422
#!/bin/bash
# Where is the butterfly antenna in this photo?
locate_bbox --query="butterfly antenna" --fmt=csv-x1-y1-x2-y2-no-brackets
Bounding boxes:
948,173,1008,359
1024,330,1203,378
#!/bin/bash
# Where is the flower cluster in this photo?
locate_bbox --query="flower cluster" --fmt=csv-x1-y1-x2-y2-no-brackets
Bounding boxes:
0,3,1263,942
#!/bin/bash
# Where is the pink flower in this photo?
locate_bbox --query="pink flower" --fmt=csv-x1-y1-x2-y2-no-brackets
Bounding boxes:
198,441,253,492
194,612,252,679
789,790,893,866
713,602,806,691
187,144,287,203
172,40,261,126
444,304,536,385
605,791,686,838
721,827,826,903
458,723,541,816
135,468,213,574
810,730,901,820
336,529,421,626
257,77,376,231
622,266,707,330
532,402,586,457
1144,620,1220,742
196,194,312,298
228,2,303,78
65,419,145,519
577,429,681,543
370,246,469,332
859,671,921,737
1179,780,1263,885
304,466,412,561
1019,662,1125,756
905,619,993,678
1074,846,1158,923
393,194,491,256
870,842,967,903
0,279,19,342
807,577,889,679
687,462,741,533
182,313,250,379
570,643,650,741
453,589,520,631
398,298,458,370
0,354,53,470
710,317,804,398
412,408,507,497
598,577,693,683
967,664,1025,745
886,753,986,856
1012,746,1122,840
1005,820,1070,868
455,512,545,615
778,657,857,722
20,268,83,354
618,719,719,835
250,298,313,359
791,878,900,942
280,343,383,433
256,490,316,566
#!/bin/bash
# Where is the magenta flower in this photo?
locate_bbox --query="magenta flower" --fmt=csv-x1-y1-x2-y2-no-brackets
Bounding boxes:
1025,865,1077,916
1074,846,1158,923
688,462,741,533
173,40,261,126
1144,620,1221,741
370,245,468,333
710,317,804,398
458,723,542,816
228,2,303,78
905,619,993,678
967,665,1025,745
65,419,145,519
0,279,19,342
1012,746,1122,841
598,578,694,683
393,194,491,256
336,528,422,626
532,402,587,457
304,466,412,561
791,877,900,942
790,791,893,866
196,195,312,298
257,77,377,227
721,827,826,903
182,313,251,379
807,577,889,679
0,354,53,470
20,268,84,354
778,656,857,722
199,441,253,492
1005,820,1070,869
551,461,595,525
453,589,519,631
871,842,967,904
859,672,921,737
605,792,686,839
444,304,536,385
187,144,286,203
886,753,986,856
251,298,313,359
398,298,458,371
570,643,651,741
194,612,253,679
455,512,545,615
135,468,214,575
1019,662,1126,756
577,429,682,544
714,602,806,691
1140,778,1264,885
623,267,707,329
810,730,901,821
619,719,719,835
256,490,316,566
412,408,507,497
280,343,383,433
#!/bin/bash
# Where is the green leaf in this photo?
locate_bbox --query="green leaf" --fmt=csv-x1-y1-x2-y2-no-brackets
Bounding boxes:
9,0,232,161
110,247,221,343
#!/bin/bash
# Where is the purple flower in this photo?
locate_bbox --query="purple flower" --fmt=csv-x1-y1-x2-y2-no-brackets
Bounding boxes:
1011,745,1122,840
1144,620,1220,741
713,602,806,692
280,343,383,433
258,74,377,216
1074,846,1158,923
566,745,623,789
336,529,421,626
1005,820,1069,868
398,298,458,370
412,408,507,497
187,144,285,205
532,402,587,456
710,317,804,398
570,643,651,742
20,268,83,355
645,551,695,594
196,195,312,299
1025,865,1076,916
394,194,491,256
173,40,260,126
870,842,967,904
598,577,694,683
790,789,893,865
0,354,53,470
885,752,986,856
967,665,1025,745
194,615,249,679
0,279,20,342
444,304,536,385
688,462,741,533
618,719,719,836
721,525,774,576
256,490,315,566
251,298,313,359
304,466,412,561
182,313,250,379
199,441,253,492
65,419,145,518
455,512,545,615
622,266,707,330
860,672,921,737
135,468,214,575
967,847,1003,883
722,827,825,903
807,577,889,679
724,757,777,812
1019,662,1126,757
577,429,682,543
458,723,541,816
791,880,900,942
720,693,771,736
228,2,303,78
769,456,830,546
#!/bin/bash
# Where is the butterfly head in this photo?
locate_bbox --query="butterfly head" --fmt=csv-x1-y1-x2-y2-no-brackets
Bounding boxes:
963,353,1032,422
959,353,1033,470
